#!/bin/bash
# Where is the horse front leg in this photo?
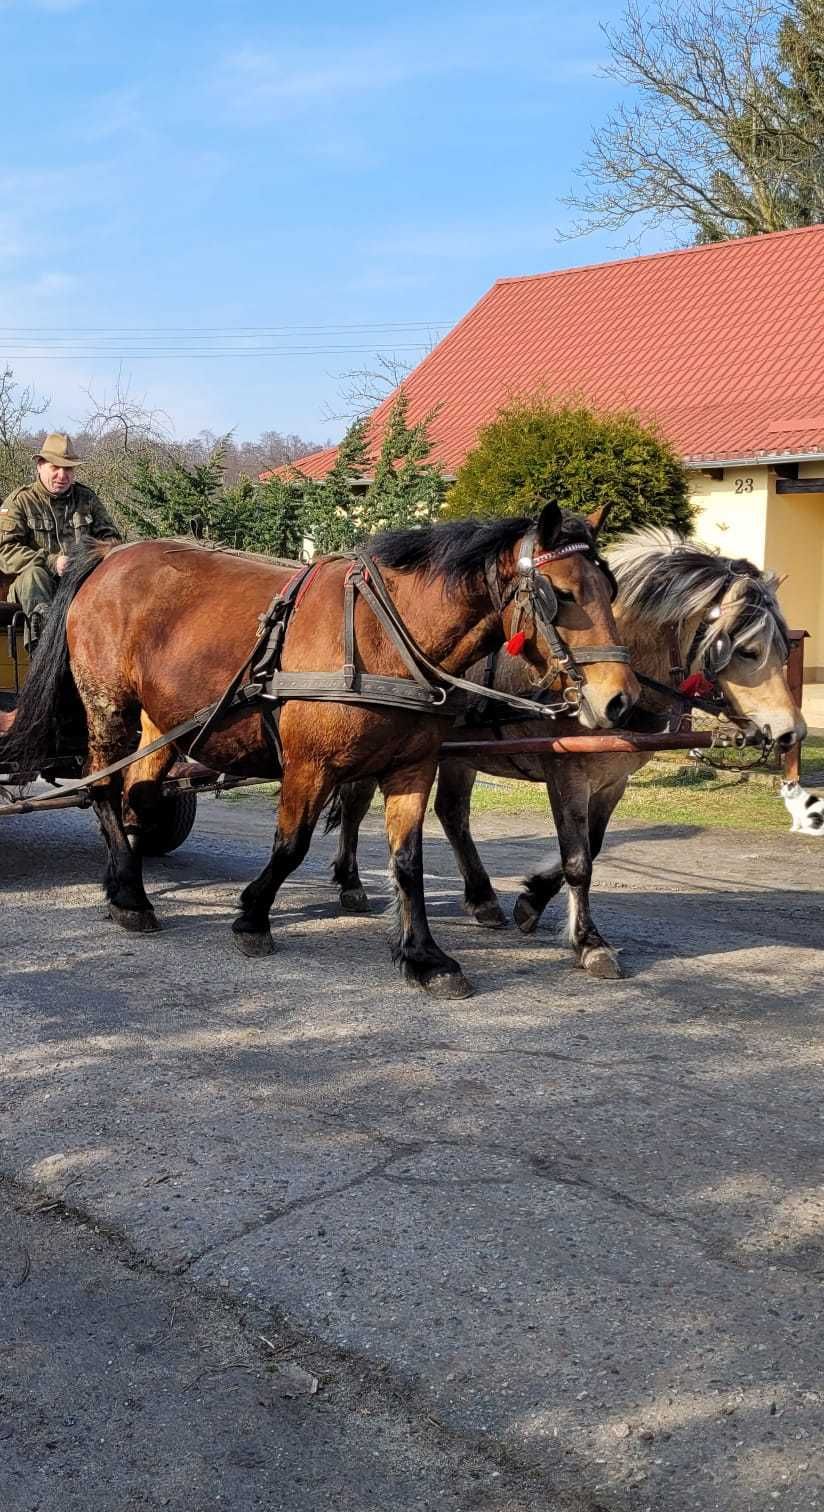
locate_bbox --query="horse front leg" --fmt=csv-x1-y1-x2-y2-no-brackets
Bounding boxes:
232,761,331,957
546,772,623,980
434,758,508,929
383,765,473,998
332,778,378,913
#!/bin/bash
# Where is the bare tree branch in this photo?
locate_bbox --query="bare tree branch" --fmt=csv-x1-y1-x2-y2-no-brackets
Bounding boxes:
321,351,416,423
78,368,172,452
0,366,49,458
564,0,824,243
0,366,50,496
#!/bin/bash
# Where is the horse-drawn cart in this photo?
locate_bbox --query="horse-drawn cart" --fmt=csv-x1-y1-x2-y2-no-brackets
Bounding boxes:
0,517,808,996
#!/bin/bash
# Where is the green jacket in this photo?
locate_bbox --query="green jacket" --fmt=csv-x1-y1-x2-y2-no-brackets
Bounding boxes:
0,481,121,577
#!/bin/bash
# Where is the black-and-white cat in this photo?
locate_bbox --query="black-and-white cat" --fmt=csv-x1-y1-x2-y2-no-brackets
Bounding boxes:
780,780,824,834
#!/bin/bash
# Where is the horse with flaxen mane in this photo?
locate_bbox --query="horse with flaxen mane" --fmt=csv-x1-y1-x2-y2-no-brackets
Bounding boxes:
330,529,805,979
3,501,638,997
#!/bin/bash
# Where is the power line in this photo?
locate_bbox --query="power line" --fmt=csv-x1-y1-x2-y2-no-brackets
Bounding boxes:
0,320,451,335
0,320,451,360
0,343,436,359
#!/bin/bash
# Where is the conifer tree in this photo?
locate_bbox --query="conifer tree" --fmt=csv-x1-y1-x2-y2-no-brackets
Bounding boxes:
444,399,693,542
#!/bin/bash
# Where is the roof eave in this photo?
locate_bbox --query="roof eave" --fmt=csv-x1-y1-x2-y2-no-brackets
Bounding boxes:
686,449,824,469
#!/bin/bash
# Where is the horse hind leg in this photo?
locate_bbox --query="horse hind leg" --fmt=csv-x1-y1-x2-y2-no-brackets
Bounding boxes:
383,768,472,998
121,711,179,848
233,760,330,957
331,779,377,913
513,777,566,934
80,685,159,933
434,759,507,929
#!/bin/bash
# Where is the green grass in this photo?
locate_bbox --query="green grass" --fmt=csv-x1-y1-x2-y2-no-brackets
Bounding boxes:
466,736,824,832
226,738,824,835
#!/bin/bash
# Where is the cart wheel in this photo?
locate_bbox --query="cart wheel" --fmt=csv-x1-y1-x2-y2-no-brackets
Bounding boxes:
139,790,198,856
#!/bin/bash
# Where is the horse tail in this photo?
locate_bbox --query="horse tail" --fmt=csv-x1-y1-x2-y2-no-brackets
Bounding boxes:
323,788,343,834
2,541,109,773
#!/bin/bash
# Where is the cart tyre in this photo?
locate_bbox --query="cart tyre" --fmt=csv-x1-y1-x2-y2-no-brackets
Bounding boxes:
139,790,198,856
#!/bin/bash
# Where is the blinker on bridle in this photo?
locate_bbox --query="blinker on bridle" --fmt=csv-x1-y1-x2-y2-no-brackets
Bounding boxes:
684,568,790,683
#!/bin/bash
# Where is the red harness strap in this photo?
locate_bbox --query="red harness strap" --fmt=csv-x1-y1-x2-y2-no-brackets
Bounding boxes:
288,561,322,610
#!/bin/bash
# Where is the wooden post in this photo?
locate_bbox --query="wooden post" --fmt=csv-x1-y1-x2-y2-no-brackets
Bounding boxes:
783,630,808,782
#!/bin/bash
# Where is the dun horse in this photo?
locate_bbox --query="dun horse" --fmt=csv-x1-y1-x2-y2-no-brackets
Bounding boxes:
331,530,805,978
5,503,638,996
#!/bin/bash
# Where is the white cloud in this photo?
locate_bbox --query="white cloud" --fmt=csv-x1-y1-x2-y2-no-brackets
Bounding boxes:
216,11,603,124
25,271,78,297
0,218,28,259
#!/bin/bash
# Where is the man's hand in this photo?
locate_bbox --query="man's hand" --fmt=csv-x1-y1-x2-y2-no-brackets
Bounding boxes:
54,553,71,576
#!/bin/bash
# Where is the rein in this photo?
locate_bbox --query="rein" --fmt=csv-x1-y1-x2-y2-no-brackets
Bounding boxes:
248,544,581,726
28,526,629,804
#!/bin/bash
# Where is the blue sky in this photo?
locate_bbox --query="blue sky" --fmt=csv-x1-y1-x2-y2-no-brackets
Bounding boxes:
0,0,662,446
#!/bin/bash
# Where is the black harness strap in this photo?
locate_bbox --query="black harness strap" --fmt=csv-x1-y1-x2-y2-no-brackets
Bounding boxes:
259,548,565,720
188,564,314,760
20,529,632,810
635,671,727,718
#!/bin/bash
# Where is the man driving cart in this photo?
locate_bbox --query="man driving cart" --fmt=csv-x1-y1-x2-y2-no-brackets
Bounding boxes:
0,432,121,645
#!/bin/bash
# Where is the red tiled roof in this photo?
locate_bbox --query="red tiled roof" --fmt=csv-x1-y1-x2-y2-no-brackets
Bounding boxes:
261,444,340,483
278,225,824,482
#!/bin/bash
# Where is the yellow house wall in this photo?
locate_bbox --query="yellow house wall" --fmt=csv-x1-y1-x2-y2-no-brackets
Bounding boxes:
764,483,824,679
688,464,824,680
689,467,769,566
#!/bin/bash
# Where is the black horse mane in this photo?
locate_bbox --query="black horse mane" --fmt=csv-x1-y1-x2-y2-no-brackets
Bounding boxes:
368,512,596,589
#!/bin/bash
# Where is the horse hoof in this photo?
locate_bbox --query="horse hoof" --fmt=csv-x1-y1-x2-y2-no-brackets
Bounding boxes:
421,970,474,999
108,904,160,934
232,929,274,958
580,946,623,980
464,900,508,930
340,887,371,914
513,895,540,935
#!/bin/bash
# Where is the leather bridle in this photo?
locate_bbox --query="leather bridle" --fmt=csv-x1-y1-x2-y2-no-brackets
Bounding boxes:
485,529,632,714
636,572,792,730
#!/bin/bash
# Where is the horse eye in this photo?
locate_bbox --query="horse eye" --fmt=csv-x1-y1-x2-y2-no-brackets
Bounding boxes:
737,646,760,662
555,588,576,604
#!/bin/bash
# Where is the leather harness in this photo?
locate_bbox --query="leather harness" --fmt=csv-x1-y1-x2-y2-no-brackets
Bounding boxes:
16,530,631,802
189,532,631,765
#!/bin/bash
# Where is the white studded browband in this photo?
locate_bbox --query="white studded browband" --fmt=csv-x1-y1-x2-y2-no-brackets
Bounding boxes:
521,542,590,572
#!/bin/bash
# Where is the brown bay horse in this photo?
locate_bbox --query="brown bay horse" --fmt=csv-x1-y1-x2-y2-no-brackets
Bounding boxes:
4,503,638,997
331,529,806,979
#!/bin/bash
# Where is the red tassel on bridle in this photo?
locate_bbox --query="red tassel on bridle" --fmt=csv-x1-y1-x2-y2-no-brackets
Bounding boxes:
506,630,526,656
679,672,715,698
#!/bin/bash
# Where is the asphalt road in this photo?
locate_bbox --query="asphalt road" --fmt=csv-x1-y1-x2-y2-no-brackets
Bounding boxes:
2,791,824,1511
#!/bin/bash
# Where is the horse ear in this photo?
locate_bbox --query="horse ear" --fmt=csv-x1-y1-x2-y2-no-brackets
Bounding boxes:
586,501,613,538
536,500,563,548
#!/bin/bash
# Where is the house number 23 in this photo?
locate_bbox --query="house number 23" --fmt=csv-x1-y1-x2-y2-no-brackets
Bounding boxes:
734,477,754,494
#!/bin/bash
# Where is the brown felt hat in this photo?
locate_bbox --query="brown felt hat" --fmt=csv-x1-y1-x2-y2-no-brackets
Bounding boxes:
35,432,83,469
